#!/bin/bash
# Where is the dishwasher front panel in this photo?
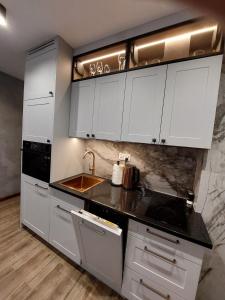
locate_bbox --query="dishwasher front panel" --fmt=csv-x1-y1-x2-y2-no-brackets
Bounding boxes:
71,210,123,293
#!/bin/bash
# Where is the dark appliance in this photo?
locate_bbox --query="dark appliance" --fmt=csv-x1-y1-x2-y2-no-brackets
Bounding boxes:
22,141,51,183
122,164,140,190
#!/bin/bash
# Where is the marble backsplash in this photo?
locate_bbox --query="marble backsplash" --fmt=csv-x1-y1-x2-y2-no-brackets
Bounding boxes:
196,61,225,300
83,139,201,197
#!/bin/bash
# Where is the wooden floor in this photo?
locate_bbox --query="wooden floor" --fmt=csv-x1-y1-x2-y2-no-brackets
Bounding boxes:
0,196,123,300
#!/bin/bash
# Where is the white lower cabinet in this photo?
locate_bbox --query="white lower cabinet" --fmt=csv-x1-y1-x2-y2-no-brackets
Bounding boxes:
122,220,205,300
21,175,50,241
49,195,83,264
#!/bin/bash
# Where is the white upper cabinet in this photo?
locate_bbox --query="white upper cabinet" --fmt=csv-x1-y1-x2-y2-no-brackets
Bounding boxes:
70,55,222,149
121,66,167,143
22,97,54,143
92,73,126,141
69,79,95,138
24,48,56,100
160,55,223,148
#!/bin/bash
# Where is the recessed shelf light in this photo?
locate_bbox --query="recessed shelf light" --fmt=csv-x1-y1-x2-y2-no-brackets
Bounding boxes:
81,50,126,65
136,25,217,50
0,3,7,27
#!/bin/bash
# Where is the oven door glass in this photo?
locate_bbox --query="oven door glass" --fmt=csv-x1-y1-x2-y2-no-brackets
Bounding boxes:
22,141,51,183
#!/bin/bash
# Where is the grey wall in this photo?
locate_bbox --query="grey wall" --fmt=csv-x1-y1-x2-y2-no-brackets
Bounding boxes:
0,71,23,199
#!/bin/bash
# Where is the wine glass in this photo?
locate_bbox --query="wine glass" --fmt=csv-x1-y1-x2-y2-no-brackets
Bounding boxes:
96,62,103,75
118,54,126,70
104,64,110,73
89,64,96,76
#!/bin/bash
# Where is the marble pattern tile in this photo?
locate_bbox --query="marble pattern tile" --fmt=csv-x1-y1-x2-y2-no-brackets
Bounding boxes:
83,139,200,197
196,59,225,299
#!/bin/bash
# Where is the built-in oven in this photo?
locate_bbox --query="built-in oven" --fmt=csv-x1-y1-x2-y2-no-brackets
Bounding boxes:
22,140,51,183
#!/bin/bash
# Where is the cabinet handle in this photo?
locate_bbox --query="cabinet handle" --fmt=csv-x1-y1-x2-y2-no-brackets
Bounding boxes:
91,134,95,138
152,138,157,143
86,134,90,138
49,91,54,96
35,184,48,190
146,228,179,245
144,246,176,265
80,219,105,236
139,279,170,300
56,205,71,214
161,139,166,144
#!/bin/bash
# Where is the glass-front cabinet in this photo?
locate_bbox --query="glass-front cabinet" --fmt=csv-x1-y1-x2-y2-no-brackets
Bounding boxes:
73,42,127,81
72,18,223,82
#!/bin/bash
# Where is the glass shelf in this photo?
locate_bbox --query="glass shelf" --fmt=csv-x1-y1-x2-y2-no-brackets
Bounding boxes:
72,18,223,82
129,19,222,69
73,43,127,81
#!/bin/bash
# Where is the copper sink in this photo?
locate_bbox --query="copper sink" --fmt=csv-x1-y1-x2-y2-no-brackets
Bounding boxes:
60,174,104,193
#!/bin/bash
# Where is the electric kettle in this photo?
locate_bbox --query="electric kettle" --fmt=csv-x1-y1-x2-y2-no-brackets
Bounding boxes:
122,164,140,190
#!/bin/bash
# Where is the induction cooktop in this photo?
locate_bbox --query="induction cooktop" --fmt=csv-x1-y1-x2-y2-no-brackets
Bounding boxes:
138,190,187,229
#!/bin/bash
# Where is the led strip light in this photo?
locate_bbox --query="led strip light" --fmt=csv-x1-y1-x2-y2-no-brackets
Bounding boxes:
136,25,218,50
81,50,126,64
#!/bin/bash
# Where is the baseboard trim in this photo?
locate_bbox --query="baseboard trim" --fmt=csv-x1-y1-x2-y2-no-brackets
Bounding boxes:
0,193,20,201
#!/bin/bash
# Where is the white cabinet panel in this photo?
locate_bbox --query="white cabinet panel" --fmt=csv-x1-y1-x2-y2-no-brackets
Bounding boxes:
122,66,167,143
21,175,50,241
24,49,56,100
22,97,54,143
122,267,184,300
69,80,95,138
92,73,126,141
161,55,223,148
49,196,83,264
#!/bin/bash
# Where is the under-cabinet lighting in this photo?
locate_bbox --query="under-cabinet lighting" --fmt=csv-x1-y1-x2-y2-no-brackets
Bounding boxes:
81,50,126,64
0,3,7,27
136,25,217,50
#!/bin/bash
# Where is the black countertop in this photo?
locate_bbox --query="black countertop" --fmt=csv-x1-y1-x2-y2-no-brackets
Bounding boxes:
50,174,212,249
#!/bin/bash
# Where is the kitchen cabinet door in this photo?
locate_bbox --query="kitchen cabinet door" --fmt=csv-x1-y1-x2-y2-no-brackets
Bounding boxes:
22,97,54,143
69,80,95,138
92,73,126,141
24,49,56,100
21,175,50,241
121,66,167,144
49,196,83,264
160,55,223,148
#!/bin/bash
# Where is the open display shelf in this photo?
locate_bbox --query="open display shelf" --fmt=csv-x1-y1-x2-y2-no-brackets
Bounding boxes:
72,18,224,82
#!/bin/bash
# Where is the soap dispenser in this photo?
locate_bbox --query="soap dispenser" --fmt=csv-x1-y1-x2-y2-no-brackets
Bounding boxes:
111,161,124,186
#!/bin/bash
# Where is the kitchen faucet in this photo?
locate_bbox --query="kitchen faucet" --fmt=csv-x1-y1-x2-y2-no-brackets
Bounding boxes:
83,150,96,176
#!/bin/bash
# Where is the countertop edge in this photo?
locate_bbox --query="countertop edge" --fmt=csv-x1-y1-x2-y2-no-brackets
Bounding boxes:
49,182,213,250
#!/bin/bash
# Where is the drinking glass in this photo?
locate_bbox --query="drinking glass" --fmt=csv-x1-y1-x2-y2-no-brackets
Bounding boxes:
89,63,96,76
104,64,110,73
96,61,103,75
118,54,126,70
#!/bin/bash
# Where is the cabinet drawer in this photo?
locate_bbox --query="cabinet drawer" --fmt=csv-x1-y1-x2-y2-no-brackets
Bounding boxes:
129,219,204,265
122,267,184,300
125,234,201,300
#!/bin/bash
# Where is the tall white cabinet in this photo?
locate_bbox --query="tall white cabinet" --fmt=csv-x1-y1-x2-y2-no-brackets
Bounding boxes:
21,37,84,247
